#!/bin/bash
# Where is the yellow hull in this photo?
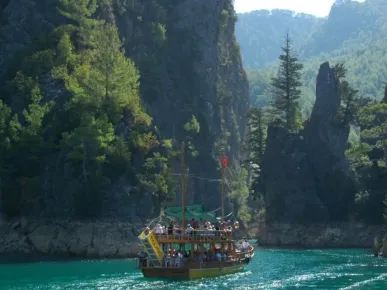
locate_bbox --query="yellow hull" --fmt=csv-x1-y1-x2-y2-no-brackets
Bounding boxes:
141,262,247,279
189,264,245,278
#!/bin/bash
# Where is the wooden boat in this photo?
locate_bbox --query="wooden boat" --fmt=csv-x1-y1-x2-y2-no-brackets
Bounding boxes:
136,144,254,279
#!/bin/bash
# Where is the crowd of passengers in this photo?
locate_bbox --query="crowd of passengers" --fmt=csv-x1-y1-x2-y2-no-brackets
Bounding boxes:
150,218,233,237
162,249,229,267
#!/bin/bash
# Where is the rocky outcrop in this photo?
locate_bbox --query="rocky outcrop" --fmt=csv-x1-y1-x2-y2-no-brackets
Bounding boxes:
372,233,387,257
304,62,355,221
261,62,355,224
114,0,249,207
258,223,385,248
0,0,249,218
0,218,141,259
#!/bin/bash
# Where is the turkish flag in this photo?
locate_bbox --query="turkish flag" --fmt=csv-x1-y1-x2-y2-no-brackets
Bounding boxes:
221,155,228,167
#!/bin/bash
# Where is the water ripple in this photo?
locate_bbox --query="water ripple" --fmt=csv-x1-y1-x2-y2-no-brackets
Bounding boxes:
1,249,387,290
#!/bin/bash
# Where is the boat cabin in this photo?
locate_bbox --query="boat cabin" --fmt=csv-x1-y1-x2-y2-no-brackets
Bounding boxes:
137,213,250,271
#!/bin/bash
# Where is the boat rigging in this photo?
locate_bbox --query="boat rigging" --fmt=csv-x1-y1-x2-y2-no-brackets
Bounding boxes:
136,142,254,279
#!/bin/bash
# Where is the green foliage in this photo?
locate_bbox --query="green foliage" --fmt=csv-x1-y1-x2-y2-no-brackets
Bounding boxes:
183,114,200,157
228,167,251,223
57,0,103,48
270,34,304,132
245,107,267,199
0,0,178,218
151,22,167,49
131,131,159,153
334,63,363,126
183,114,200,133
220,9,229,27
345,142,372,170
0,100,12,169
138,151,177,214
358,103,387,166
241,2,387,114
61,115,115,171
345,88,387,223
236,10,322,69
216,80,232,106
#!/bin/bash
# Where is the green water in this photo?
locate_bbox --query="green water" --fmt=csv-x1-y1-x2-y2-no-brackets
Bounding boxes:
1,249,387,289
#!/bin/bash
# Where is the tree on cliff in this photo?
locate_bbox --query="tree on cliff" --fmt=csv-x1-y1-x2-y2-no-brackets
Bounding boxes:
345,88,387,224
270,33,303,132
334,62,365,125
245,107,267,199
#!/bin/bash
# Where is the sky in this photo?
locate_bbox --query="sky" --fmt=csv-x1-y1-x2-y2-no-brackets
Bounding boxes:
234,0,337,18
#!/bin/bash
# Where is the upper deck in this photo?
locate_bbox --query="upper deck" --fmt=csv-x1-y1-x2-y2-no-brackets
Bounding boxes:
154,230,233,243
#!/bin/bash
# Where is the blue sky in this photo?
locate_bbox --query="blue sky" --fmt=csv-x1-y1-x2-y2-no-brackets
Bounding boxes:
234,0,357,17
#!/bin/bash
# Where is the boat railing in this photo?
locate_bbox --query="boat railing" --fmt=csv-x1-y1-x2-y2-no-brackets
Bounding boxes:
234,245,254,258
140,254,240,268
154,230,233,242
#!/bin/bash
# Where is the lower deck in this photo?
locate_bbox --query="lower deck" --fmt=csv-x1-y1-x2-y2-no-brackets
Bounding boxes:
139,257,251,279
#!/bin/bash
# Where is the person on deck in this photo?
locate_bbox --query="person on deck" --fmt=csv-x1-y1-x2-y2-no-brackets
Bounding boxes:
186,224,193,235
167,222,173,235
191,219,197,236
155,224,163,235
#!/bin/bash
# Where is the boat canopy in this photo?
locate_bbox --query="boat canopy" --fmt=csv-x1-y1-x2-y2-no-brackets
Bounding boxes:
163,204,219,223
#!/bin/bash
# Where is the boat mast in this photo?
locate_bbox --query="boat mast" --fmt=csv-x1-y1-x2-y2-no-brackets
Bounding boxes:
181,142,185,229
221,154,227,221
221,162,224,221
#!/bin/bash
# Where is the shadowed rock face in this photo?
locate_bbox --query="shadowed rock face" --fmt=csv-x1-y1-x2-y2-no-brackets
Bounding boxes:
262,62,355,224
0,0,249,218
304,62,354,221
0,218,141,258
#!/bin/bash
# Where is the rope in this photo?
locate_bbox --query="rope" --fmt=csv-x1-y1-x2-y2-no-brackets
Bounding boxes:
170,173,222,182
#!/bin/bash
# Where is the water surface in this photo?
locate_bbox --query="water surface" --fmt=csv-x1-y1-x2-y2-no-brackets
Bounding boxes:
1,249,386,289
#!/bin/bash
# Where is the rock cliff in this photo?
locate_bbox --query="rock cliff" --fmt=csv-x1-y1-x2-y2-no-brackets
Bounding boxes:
114,0,249,208
261,62,355,224
0,217,141,259
258,222,385,248
0,0,249,218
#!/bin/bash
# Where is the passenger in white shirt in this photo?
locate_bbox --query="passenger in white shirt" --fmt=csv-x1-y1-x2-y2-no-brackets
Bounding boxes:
155,224,163,234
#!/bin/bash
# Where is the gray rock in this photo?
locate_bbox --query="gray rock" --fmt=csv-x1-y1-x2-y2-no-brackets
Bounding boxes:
262,62,355,224
28,225,57,254
258,222,385,248
0,219,141,258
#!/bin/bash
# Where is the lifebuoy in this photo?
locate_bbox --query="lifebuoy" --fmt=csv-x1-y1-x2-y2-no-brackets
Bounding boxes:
234,221,239,229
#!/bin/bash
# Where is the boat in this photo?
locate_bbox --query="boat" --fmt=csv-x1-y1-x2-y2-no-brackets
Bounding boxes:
136,143,254,279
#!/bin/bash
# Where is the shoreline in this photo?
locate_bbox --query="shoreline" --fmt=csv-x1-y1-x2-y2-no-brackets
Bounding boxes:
0,218,142,261
1,218,385,263
255,245,375,250
0,253,137,264
256,222,386,249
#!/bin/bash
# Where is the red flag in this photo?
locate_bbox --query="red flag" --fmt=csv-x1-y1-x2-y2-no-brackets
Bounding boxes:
221,155,228,167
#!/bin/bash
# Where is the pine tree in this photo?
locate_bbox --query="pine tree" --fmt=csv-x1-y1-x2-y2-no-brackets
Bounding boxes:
60,23,151,126
358,103,387,167
270,33,303,132
246,107,266,199
334,62,361,125
61,114,115,181
382,82,387,104
57,0,103,50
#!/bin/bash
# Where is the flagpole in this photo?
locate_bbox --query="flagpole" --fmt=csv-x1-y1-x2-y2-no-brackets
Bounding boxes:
221,154,227,222
181,142,185,229
221,165,224,221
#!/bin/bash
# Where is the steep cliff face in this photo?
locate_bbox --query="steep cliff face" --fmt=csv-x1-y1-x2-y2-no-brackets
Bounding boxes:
112,0,249,207
262,62,355,224
304,62,355,221
0,0,249,218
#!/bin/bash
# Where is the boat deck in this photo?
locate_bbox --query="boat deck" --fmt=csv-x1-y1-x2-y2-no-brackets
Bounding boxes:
137,250,253,279
154,232,233,243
